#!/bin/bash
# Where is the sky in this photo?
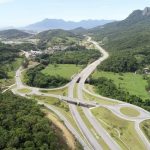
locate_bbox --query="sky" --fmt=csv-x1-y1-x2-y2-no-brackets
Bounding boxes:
0,0,150,27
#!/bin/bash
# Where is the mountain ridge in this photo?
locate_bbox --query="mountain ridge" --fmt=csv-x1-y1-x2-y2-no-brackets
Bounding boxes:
90,7,150,41
23,19,114,31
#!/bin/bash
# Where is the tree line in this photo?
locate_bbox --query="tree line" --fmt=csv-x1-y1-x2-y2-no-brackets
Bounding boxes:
35,45,101,66
98,53,138,73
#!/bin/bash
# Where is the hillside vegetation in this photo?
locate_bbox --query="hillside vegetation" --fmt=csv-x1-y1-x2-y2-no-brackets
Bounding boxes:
90,7,150,72
36,29,81,49
0,42,22,81
36,45,101,65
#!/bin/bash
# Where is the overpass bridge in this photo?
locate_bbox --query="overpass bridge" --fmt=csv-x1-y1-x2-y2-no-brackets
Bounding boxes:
60,97,97,108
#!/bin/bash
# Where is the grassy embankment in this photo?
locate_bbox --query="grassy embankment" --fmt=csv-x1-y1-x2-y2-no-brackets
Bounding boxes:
18,88,32,94
92,107,146,150
40,87,68,96
120,107,140,117
140,120,150,142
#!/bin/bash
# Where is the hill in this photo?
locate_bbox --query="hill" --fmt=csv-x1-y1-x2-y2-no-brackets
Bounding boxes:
90,7,150,72
0,29,32,40
36,29,81,49
70,27,87,35
36,29,76,41
24,19,114,31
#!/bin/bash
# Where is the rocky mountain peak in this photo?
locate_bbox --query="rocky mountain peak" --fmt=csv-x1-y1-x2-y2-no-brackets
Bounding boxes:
142,7,150,16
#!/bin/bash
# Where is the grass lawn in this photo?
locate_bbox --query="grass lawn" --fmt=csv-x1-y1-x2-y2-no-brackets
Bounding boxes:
18,88,32,94
31,95,69,112
92,107,146,150
120,107,140,117
73,83,78,98
140,120,150,142
92,71,150,100
41,64,82,80
40,87,68,96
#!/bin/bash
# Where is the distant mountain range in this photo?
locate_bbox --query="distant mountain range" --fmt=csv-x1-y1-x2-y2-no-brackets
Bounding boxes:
23,19,114,31
1,7,150,42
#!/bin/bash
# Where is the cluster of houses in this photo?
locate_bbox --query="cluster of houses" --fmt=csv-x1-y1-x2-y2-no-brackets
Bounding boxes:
24,44,73,58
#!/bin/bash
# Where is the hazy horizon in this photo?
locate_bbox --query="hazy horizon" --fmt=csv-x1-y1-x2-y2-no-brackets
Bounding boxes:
0,0,150,28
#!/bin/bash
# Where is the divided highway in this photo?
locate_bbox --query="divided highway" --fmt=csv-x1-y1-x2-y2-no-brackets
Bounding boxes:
68,37,121,150
78,37,121,150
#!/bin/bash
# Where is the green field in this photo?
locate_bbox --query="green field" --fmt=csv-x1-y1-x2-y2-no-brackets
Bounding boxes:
140,120,150,142
18,88,32,94
92,71,150,100
92,107,146,150
120,107,140,117
41,64,82,79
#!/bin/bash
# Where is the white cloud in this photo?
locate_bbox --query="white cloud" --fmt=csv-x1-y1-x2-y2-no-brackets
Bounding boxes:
0,0,14,4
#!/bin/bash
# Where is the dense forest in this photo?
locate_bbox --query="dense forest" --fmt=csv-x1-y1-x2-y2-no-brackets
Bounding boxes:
35,45,101,65
14,43,38,51
24,64,69,88
0,92,69,149
89,77,150,112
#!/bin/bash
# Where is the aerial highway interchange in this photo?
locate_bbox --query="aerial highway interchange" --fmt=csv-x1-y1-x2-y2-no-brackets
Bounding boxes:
11,36,150,150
